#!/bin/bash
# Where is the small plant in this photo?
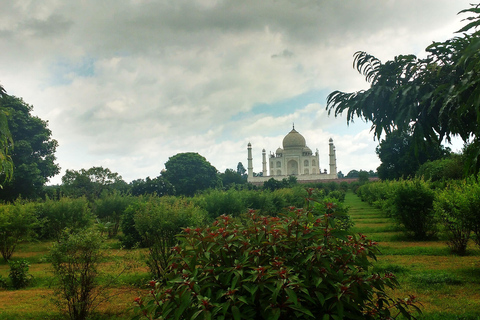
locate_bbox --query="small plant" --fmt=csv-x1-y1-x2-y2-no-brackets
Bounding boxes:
0,275,7,289
50,228,105,320
9,259,33,289
133,191,420,320
0,201,38,261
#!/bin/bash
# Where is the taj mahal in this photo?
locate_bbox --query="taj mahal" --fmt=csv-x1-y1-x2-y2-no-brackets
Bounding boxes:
247,126,338,184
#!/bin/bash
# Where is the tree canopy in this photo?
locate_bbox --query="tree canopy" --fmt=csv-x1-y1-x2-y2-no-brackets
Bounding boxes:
0,84,13,185
375,130,449,180
61,166,128,199
129,175,174,196
326,4,480,175
162,152,220,196
0,95,59,200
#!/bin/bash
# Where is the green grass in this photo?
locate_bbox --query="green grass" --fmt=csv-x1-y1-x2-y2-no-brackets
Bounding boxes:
344,190,480,319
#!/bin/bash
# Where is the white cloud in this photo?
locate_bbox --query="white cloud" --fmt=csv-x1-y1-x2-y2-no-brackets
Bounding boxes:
0,0,473,184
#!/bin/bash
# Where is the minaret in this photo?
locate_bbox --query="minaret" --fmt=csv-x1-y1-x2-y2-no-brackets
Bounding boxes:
262,149,267,176
247,142,253,179
329,138,337,175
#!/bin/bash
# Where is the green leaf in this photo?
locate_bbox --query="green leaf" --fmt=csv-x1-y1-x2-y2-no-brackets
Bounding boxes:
232,306,241,320
285,288,298,306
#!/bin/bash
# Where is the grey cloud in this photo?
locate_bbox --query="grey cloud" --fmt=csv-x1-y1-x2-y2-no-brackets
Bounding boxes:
272,49,294,59
20,14,73,37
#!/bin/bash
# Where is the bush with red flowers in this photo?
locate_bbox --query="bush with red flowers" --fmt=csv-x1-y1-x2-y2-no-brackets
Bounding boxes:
133,191,420,320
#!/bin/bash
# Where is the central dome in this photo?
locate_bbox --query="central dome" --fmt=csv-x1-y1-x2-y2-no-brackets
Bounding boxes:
282,128,306,149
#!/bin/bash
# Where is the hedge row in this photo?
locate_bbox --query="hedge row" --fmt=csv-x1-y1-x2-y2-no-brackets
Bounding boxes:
357,178,480,254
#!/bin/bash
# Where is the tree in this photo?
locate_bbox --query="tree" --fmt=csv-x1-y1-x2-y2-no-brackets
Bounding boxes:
129,175,174,196
236,162,247,179
0,84,13,186
375,130,449,180
346,170,359,178
219,168,246,189
61,166,128,200
162,153,220,196
0,94,59,200
358,170,370,184
326,4,480,175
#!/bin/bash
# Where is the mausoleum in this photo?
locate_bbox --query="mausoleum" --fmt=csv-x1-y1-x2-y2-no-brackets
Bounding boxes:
247,126,338,183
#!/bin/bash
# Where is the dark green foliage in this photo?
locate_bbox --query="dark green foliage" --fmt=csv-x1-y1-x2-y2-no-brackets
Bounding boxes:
133,196,207,280
391,179,437,240
0,95,59,201
326,5,480,176
61,166,129,200
0,201,38,261
134,192,420,320
120,200,144,249
162,152,220,196
375,130,449,180
93,191,134,238
219,168,247,189
50,228,106,320
129,176,174,197
416,154,465,181
37,196,94,240
263,176,297,191
0,84,13,186
9,259,33,289
358,170,370,184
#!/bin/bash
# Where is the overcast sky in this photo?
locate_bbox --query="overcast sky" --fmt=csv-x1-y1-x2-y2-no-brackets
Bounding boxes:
0,0,473,184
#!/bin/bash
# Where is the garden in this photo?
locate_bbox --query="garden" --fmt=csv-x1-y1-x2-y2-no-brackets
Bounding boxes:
0,179,479,319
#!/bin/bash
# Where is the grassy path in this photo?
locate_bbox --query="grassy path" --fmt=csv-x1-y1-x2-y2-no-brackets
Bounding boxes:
344,190,480,319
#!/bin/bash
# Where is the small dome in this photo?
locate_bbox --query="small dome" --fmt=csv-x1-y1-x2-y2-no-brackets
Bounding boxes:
303,146,312,154
283,128,306,149
276,147,284,154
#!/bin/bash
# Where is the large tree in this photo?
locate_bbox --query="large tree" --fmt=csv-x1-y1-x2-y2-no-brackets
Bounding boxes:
0,95,59,200
61,166,128,200
0,84,13,185
375,130,449,180
326,4,480,175
129,175,174,196
162,152,220,196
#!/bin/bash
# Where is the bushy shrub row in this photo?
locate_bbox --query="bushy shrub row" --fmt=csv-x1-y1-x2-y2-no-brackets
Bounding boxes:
357,178,480,254
0,186,346,263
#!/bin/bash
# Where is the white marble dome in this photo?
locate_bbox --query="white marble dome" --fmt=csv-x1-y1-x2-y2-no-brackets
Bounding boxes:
282,128,306,149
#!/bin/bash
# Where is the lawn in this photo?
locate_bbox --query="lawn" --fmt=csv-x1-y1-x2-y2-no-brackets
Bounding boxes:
345,190,480,319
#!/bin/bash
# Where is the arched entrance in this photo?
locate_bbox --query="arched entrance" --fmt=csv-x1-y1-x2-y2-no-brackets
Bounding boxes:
287,160,298,175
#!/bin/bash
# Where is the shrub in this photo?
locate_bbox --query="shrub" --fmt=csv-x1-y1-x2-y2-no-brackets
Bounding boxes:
195,189,246,220
133,196,208,280
391,179,437,240
50,228,105,320
133,193,419,320
93,191,133,238
37,196,94,240
9,259,33,289
416,155,464,181
434,178,480,255
0,201,38,261
120,198,144,249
